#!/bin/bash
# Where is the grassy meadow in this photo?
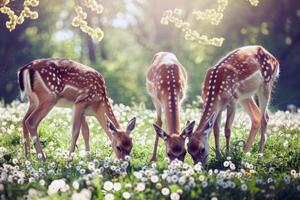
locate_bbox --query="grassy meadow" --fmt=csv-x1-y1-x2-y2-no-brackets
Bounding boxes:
0,101,299,199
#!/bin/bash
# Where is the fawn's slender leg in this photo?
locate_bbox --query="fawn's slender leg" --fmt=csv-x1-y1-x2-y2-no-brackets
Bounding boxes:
150,99,162,162
224,102,236,155
258,82,272,153
22,97,37,157
81,115,90,153
25,98,56,160
213,112,222,157
69,103,86,156
240,97,262,152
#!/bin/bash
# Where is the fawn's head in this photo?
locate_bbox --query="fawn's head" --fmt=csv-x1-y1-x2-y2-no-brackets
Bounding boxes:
153,121,195,161
106,117,136,160
187,113,216,166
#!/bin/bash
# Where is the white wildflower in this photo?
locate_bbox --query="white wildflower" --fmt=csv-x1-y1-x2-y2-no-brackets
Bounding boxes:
113,183,122,191
104,181,114,191
170,192,180,200
105,193,114,200
161,187,170,196
122,192,131,199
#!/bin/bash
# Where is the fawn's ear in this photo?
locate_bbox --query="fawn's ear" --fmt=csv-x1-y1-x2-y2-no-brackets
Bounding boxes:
203,112,216,135
186,120,190,126
126,117,136,134
105,114,118,134
153,124,169,141
181,120,196,139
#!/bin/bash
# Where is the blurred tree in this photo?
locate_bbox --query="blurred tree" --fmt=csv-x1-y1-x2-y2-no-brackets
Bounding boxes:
0,0,299,110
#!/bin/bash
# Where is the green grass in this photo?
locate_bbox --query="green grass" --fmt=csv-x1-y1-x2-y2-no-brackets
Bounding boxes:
0,101,299,199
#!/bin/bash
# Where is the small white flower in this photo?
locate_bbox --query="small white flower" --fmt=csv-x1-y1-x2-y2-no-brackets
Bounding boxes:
48,179,68,195
80,169,86,175
283,140,289,147
17,178,24,185
124,155,131,161
267,177,273,183
105,193,114,200
72,188,91,200
171,175,179,183
25,160,31,166
113,183,122,191
199,175,205,182
161,187,170,196
122,192,131,199
165,157,170,163
269,167,275,173
29,177,36,183
241,184,247,191
170,192,180,200
246,151,251,157
151,163,157,168
104,181,114,191
223,161,230,167
238,141,244,146
38,153,43,159
39,179,45,186
194,163,202,172
283,176,290,184
291,169,297,176
135,182,145,192
133,172,142,179
12,159,18,165
151,175,159,183
73,181,80,190
230,163,236,170
178,176,186,185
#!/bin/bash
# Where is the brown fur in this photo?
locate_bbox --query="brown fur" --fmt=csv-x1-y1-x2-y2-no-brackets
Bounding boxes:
19,58,136,160
188,45,280,165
